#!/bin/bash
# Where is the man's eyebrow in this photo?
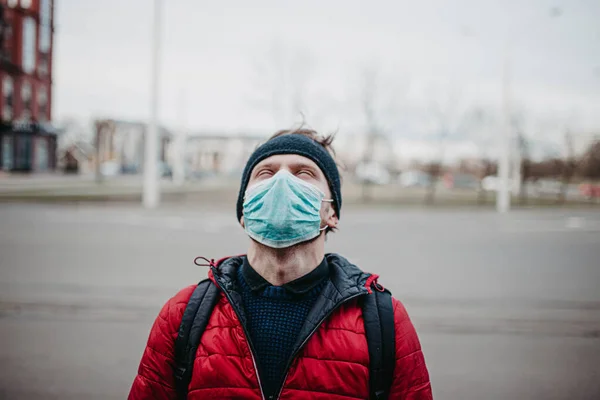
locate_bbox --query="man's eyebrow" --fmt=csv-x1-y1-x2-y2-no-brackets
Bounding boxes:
289,162,319,171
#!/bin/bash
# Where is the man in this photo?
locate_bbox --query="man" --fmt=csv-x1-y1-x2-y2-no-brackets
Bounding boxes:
129,129,432,399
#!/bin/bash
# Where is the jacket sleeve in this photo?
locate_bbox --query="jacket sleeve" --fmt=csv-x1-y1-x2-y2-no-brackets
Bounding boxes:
128,286,196,400
388,298,433,400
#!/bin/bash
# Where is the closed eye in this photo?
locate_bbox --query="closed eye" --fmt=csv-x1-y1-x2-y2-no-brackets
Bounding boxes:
256,169,274,178
297,170,314,177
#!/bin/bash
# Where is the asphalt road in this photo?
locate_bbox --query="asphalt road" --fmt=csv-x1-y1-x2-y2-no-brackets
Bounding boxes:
1,203,599,400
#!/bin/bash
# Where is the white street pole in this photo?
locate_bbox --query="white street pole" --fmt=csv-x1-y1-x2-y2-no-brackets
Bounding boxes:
497,41,512,213
173,89,187,186
173,131,186,186
143,0,163,209
496,8,562,213
512,140,522,194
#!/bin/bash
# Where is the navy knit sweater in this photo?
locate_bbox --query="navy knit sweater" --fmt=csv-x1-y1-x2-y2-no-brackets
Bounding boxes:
237,257,329,398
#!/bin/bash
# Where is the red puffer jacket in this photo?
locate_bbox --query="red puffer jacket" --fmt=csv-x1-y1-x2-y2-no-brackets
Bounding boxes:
129,254,432,399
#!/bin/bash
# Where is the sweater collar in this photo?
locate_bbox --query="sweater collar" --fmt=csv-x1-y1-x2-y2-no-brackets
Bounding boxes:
240,256,330,295
212,253,371,300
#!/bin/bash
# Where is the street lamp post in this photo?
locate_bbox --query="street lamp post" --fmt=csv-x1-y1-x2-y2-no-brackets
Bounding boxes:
497,44,512,213
173,88,187,186
143,0,163,209
497,7,562,213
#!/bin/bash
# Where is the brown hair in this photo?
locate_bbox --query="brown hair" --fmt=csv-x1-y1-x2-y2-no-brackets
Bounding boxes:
268,128,344,173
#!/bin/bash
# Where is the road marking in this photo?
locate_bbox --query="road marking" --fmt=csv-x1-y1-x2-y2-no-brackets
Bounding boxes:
165,216,185,230
565,217,585,229
41,210,238,233
37,209,600,234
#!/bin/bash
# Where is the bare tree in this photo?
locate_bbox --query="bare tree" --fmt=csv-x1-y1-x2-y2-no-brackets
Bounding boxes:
478,159,497,205
94,119,115,184
359,66,381,202
506,108,529,204
516,131,531,205
423,87,470,205
523,112,581,204
557,130,577,204
354,64,407,202
579,138,600,178
508,107,553,205
248,42,314,128
459,107,496,205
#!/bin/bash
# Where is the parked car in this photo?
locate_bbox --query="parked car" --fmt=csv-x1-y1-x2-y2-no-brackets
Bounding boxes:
100,161,120,177
158,162,172,178
444,173,479,190
398,170,432,187
355,162,391,185
532,179,562,196
579,183,600,198
186,170,217,181
121,164,139,174
481,176,518,193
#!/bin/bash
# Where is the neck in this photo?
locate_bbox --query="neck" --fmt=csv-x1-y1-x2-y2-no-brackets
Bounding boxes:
247,236,325,286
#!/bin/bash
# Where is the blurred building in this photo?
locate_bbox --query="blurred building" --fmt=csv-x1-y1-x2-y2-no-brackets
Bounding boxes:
391,138,480,168
335,133,395,170
54,118,94,174
178,133,265,177
58,142,94,175
94,119,172,175
0,0,56,173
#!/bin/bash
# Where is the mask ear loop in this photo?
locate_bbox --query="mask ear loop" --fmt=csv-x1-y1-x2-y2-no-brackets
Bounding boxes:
320,198,335,231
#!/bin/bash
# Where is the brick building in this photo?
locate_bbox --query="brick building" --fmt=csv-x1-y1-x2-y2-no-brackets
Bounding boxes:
0,0,56,173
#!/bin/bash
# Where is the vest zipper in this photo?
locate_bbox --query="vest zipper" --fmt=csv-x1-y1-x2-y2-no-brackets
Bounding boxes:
274,291,368,400
212,276,267,400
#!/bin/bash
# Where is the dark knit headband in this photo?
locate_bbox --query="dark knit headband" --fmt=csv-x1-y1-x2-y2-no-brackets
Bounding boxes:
236,134,342,222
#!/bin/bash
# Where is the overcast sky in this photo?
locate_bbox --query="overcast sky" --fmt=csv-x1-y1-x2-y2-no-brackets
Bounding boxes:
53,0,600,139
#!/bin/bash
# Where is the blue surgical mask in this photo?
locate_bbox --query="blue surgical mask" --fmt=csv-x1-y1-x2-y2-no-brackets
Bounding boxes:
243,170,333,248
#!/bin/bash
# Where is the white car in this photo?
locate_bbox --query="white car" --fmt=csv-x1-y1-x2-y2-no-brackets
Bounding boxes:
533,179,562,195
481,176,518,193
100,161,120,177
355,162,391,185
399,171,432,187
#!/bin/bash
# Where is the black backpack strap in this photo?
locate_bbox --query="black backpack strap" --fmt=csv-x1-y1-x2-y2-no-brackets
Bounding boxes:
363,286,396,400
173,279,220,399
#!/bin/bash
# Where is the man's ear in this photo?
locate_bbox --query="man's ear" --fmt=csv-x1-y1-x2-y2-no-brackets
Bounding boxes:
325,209,339,231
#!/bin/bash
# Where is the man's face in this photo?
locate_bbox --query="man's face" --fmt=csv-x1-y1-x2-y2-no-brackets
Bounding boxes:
244,153,338,230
